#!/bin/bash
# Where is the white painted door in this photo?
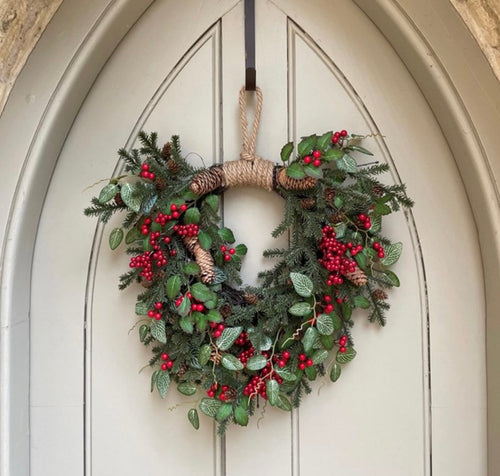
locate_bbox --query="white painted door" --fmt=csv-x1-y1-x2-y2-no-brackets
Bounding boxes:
30,1,486,475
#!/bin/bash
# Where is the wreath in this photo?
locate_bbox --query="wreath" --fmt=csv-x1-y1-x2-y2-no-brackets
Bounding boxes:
85,88,413,433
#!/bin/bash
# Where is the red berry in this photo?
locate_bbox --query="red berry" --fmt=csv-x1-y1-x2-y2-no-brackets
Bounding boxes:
180,204,187,212
306,359,313,367
170,204,177,211
166,360,174,369
207,390,215,397
224,254,231,262
358,214,366,221
161,363,168,371
313,159,321,167
172,211,179,219
155,302,163,310
298,362,306,370
299,354,306,362
214,330,222,338
161,353,169,361
339,346,346,353
142,163,149,170
220,245,227,252
303,155,312,164
340,130,348,137
313,150,321,159
147,310,155,318
278,360,286,368
283,350,290,359
229,248,236,255
219,393,227,401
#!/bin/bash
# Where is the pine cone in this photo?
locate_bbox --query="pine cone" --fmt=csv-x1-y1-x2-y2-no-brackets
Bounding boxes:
154,177,167,191
162,142,171,158
329,212,345,224
300,198,315,210
224,387,238,401
114,192,125,206
167,159,180,174
345,266,368,287
325,187,336,203
372,288,388,301
243,293,259,305
220,305,232,319
176,364,188,378
373,185,384,197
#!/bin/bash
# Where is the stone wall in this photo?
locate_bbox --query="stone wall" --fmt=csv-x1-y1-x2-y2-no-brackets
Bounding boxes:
0,0,499,115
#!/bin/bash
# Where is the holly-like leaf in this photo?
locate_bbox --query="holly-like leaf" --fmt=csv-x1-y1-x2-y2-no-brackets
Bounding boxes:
280,141,294,162
298,134,317,157
370,215,382,233
235,244,248,256
135,301,149,316
177,382,197,396
320,334,334,350
374,202,391,215
204,194,219,213
330,363,341,382
234,405,248,426
336,347,356,364
267,379,279,406
275,368,297,382
179,316,194,334
221,353,244,371
348,144,374,155
125,226,142,244
218,227,235,243
166,275,181,299
150,319,166,343
246,355,267,371
188,408,200,429
109,228,123,250
120,182,142,212
353,295,371,309
288,302,313,316
183,262,201,275
275,395,292,411
177,296,191,317
312,349,328,365
216,403,233,422
198,231,212,250
303,164,323,179
305,365,317,380
317,131,333,150
156,370,170,399
355,252,368,271
383,270,400,287
290,272,314,298
150,370,159,393
216,326,243,351
199,398,221,418
190,282,212,302
184,207,201,224
206,309,222,323
333,222,347,238
98,183,118,203
302,327,318,353
322,148,344,161
336,154,357,173
139,324,148,342
199,344,212,366
316,313,334,335
381,242,403,266
286,162,306,179
193,312,207,332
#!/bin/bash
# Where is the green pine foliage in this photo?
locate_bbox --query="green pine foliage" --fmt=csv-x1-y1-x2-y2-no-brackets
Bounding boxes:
84,129,412,434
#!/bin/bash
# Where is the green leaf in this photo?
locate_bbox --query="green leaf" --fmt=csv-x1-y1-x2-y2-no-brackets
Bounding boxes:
374,202,391,215
341,303,352,321
183,261,201,275
275,395,292,411
135,301,149,315
336,154,357,173
275,368,297,382
205,194,219,213
302,327,318,353
353,295,371,309
298,134,317,156
235,244,248,256
143,236,153,251
288,302,312,317
184,207,201,224
333,222,347,239
199,398,221,418
216,403,233,422
355,252,368,271
190,282,212,302
166,275,181,299
334,196,343,208
177,382,197,396
370,215,382,233
381,242,403,266
304,365,317,380
156,370,170,399
348,144,374,155
139,324,148,342
322,148,344,161
150,319,167,343
188,408,200,429
330,363,342,382
216,326,243,351
383,270,400,287
120,182,142,212
331,313,342,330
98,183,118,204
303,164,323,179
246,355,267,371
218,227,235,243
125,226,142,244
179,316,194,334
199,344,212,366
150,370,159,393
317,131,333,150
267,379,279,406
312,349,329,365
290,272,314,298
193,312,207,332
221,353,244,371
177,296,191,317
286,162,306,179
109,228,123,250
280,141,294,162
336,347,357,364
316,313,334,335
198,231,212,250
320,334,334,350
234,405,248,426
206,309,222,323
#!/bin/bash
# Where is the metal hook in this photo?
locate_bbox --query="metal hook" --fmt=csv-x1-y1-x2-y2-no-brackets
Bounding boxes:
245,0,256,91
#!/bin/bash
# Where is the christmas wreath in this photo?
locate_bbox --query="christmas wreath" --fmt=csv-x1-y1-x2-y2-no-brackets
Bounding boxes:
85,88,413,432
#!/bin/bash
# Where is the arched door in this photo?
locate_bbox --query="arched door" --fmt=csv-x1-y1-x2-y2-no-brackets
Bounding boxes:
29,1,486,475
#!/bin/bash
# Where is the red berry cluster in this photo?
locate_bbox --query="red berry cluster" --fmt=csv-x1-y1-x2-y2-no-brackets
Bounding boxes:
338,334,348,353
322,295,335,313
372,241,385,259
191,300,205,313
140,163,155,180
331,129,348,145
274,350,290,369
147,301,164,320
303,149,323,167
298,353,314,370
358,213,371,230
210,321,225,338
234,332,255,367
129,251,154,281
174,223,199,237
319,225,357,286
220,245,236,262
160,352,174,370
206,383,232,401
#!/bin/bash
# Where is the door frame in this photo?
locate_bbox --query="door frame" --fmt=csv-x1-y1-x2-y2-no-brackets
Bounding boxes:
1,0,499,474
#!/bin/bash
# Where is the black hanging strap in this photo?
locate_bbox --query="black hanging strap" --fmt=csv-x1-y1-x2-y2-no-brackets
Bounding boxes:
244,0,256,91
